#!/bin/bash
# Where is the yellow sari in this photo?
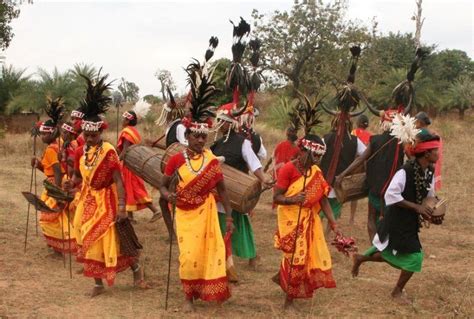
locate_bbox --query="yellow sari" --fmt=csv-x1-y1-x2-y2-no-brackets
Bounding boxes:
167,148,230,302
74,142,135,285
39,142,77,254
274,163,336,298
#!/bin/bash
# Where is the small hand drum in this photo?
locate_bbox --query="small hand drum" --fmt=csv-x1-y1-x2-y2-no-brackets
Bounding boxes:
422,196,447,225
21,192,61,213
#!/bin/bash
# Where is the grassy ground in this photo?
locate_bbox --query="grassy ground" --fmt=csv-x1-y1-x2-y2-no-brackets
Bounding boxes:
0,113,473,318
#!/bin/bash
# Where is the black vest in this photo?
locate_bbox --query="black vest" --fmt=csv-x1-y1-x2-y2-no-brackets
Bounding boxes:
166,121,180,148
377,161,430,254
366,131,405,196
320,132,358,185
211,131,248,173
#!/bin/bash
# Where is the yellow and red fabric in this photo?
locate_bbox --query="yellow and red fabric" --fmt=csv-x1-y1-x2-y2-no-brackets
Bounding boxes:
274,162,336,298
74,142,135,286
164,149,230,302
117,126,152,212
39,142,77,254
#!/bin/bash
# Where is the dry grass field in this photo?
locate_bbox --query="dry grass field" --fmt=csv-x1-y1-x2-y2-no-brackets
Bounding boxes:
0,113,473,318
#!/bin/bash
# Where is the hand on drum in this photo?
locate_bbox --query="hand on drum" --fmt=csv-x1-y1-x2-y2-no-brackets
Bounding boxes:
416,204,434,222
431,214,444,225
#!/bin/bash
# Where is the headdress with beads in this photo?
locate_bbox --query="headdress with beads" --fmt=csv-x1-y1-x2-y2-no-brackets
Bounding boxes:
39,97,65,133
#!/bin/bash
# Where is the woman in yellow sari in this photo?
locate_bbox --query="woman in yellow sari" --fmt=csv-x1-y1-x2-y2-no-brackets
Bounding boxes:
31,99,77,256
273,134,339,309
159,57,233,312
64,73,149,297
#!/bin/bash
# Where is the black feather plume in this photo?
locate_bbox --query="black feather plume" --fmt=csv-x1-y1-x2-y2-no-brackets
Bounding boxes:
44,96,65,125
205,36,219,63
392,49,428,105
226,18,251,96
248,38,263,92
296,91,323,135
407,48,427,82
185,60,217,123
79,71,113,119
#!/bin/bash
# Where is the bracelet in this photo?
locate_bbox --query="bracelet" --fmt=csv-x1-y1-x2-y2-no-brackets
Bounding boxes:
329,221,337,230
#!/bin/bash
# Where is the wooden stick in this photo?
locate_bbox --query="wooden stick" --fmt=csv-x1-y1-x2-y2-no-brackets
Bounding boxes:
165,172,179,311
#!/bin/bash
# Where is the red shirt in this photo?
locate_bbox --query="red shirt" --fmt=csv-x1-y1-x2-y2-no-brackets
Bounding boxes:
352,128,372,145
275,161,304,190
164,153,186,177
273,140,299,173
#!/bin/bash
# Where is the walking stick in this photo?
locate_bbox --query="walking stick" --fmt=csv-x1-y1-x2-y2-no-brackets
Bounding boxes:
25,128,38,252
165,172,180,311
286,155,310,298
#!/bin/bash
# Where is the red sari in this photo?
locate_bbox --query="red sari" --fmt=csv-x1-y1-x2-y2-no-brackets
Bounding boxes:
117,126,152,212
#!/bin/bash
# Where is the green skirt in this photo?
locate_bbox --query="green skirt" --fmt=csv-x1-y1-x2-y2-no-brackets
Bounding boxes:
320,197,342,220
218,211,257,259
368,192,384,225
364,246,423,273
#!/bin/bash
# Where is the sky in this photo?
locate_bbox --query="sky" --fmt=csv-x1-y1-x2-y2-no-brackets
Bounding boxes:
3,0,473,96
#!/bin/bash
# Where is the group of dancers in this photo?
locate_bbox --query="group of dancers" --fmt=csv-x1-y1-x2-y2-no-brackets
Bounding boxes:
28,18,444,312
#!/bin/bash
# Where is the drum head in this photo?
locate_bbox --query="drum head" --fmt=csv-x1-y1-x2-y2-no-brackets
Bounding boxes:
423,197,447,217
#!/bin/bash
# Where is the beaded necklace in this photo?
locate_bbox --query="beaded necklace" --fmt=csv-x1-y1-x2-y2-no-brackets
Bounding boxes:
84,141,103,170
183,149,206,175
413,160,434,227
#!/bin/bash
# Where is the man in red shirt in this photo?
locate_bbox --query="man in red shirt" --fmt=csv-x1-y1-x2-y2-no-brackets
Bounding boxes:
269,127,300,177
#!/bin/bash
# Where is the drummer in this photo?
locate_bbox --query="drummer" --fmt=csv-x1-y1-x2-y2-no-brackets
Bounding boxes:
211,103,273,272
351,133,441,304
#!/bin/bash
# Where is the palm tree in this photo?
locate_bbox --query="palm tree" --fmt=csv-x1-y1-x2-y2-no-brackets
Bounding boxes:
36,67,83,111
0,65,32,114
445,75,474,119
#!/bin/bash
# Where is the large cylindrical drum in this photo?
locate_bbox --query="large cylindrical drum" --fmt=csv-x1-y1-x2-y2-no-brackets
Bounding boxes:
161,143,262,213
123,145,165,188
334,172,367,203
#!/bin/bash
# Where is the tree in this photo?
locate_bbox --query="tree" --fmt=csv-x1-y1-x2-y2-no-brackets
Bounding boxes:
0,64,31,114
154,69,176,101
444,75,474,119
252,0,370,95
118,78,139,103
36,67,82,109
143,94,161,105
0,1,20,51
209,58,232,106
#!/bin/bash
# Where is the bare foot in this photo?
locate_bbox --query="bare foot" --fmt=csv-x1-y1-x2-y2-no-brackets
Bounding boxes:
46,251,63,259
351,254,363,277
391,292,412,305
149,212,162,223
90,285,105,298
76,267,84,274
183,300,195,313
133,266,152,289
249,256,260,270
283,298,298,312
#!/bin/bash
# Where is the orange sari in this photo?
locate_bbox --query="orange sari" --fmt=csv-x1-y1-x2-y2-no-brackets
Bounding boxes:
74,142,135,285
39,142,77,254
117,126,152,211
274,164,336,298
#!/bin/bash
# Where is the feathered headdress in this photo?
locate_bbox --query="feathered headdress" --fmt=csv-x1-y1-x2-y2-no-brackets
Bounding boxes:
321,46,367,184
80,71,113,132
390,113,421,145
296,91,323,135
181,58,218,134
225,17,251,106
39,97,65,133
240,38,264,130
366,48,428,125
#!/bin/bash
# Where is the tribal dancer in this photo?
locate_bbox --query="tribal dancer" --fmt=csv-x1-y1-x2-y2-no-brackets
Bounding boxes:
273,134,338,309
319,46,367,230
156,87,188,148
118,110,160,222
337,49,427,240
32,97,77,256
70,107,85,147
352,133,441,304
65,72,149,297
159,58,232,311
60,121,79,178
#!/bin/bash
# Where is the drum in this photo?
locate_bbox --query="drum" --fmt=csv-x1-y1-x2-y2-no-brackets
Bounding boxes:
334,172,368,203
123,145,165,188
422,196,447,225
161,143,262,213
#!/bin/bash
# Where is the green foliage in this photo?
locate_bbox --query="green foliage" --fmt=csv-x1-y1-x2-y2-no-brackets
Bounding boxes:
210,58,232,106
252,0,370,95
0,1,20,50
0,65,31,113
443,75,474,119
143,94,161,105
266,95,298,130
